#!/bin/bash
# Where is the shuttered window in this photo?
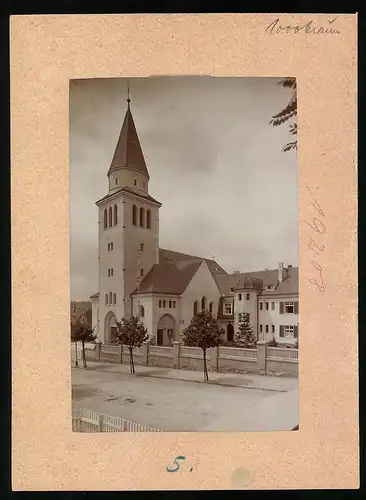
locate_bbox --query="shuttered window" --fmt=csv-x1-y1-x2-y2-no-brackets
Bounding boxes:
279,302,284,314
279,325,285,337
294,302,299,314
294,325,299,338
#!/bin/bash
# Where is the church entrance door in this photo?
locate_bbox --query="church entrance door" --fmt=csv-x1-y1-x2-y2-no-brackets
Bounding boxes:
157,329,163,346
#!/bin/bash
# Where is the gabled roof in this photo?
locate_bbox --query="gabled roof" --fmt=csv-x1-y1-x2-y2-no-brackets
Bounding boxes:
108,102,149,179
131,248,227,296
131,253,202,295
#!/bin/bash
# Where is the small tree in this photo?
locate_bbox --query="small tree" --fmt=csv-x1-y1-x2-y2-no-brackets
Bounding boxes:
116,316,148,373
267,336,278,347
234,313,256,348
182,311,221,381
71,314,97,368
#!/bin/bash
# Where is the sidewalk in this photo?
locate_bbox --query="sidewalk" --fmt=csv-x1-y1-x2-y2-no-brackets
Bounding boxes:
82,360,297,392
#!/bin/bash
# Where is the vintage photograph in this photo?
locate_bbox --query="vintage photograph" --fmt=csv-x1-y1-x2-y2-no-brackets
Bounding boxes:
70,76,298,432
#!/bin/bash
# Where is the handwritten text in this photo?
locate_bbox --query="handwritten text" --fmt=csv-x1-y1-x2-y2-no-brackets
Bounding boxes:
305,186,326,293
265,17,340,35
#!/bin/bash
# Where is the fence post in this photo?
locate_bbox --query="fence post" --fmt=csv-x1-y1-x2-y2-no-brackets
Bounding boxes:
142,341,149,366
210,346,219,372
95,342,101,361
256,341,267,374
99,412,104,432
173,341,180,369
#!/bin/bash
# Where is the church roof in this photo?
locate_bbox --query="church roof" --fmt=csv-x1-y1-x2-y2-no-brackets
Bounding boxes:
131,248,227,296
215,266,298,296
108,102,149,179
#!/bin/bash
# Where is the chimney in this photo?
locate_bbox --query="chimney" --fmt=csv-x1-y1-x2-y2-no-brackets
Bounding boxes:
278,262,284,283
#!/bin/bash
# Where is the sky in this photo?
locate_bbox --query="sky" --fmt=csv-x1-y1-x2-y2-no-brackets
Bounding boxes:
70,76,298,301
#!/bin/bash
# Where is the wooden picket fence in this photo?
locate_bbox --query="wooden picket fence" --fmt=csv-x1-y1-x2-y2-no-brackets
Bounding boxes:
72,408,162,432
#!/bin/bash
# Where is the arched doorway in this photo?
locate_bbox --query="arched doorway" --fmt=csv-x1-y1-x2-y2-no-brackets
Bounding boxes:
157,314,176,346
227,323,234,342
104,311,118,344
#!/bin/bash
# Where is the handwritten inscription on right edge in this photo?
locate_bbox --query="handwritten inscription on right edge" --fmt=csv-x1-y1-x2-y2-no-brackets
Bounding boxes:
304,186,326,293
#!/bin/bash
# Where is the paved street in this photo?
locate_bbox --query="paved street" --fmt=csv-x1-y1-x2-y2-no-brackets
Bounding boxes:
72,365,298,431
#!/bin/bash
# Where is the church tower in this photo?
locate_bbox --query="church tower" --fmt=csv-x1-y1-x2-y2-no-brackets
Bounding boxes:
95,91,162,342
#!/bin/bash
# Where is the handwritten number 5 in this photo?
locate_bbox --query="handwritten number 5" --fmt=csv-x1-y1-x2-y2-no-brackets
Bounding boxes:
166,456,186,473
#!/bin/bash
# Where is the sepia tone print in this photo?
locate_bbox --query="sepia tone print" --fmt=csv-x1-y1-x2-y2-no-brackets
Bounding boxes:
70,76,298,432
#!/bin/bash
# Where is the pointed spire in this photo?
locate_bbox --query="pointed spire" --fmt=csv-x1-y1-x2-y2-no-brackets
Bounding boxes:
108,86,149,179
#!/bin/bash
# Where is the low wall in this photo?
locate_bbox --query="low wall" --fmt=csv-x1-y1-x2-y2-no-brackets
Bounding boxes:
71,341,298,377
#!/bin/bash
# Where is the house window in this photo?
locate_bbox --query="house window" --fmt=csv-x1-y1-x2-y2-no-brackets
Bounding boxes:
140,243,144,251
265,325,269,333
193,301,198,316
132,205,137,226
108,269,110,277
140,305,145,317
159,300,162,308
229,288,234,293
209,302,213,313
265,302,269,310
146,210,151,229
285,325,295,337
246,293,250,300
104,209,108,229
134,179,137,186
271,302,275,310
260,325,263,333
113,293,116,305
285,302,294,314
139,207,145,227
238,293,242,301
173,301,176,308
115,178,119,185
169,300,172,308
111,242,113,250
113,204,118,225
140,269,144,278
105,294,108,305
163,300,166,308
108,207,112,227
109,292,112,304
260,302,263,310
224,302,233,315
272,325,275,333
107,243,110,251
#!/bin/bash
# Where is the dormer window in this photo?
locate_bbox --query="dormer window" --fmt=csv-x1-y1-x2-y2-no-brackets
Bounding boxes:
224,301,233,315
134,179,137,186
115,178,119,185
229,288,234,293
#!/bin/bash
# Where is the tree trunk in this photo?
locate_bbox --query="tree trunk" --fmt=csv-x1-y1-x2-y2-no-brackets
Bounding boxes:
129,348,135,374
203,348,209,381
75,341,79,367
82,340,87,368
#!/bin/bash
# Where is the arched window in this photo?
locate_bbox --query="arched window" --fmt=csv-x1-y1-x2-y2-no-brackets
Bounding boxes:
140,305,145,317
201,296,207,311
109,292,112,305
104,209,108,229
139,207,145,227
108,207,112,227
209,302,213,313
146,209,151,229
193,301,198,316
132,205,137,226
105,293,108,305
113,293,116,305
238,293,242,301
113,204,117,225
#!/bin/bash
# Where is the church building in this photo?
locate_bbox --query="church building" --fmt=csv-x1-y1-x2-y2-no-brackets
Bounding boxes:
90,96,299,347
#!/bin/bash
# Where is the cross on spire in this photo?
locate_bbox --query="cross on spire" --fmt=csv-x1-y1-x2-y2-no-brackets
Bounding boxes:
127,81,131,106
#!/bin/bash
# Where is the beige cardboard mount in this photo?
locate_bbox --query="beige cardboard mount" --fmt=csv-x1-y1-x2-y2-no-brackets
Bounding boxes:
11,14,358,490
